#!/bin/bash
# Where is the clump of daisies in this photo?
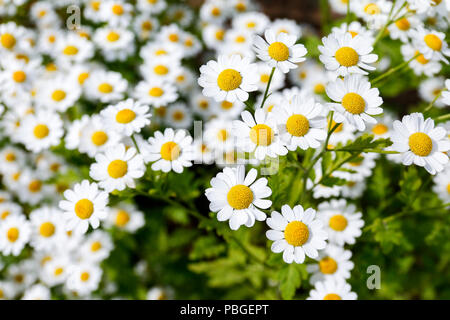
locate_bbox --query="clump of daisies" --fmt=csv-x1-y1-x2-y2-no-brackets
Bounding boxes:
0,0,448,302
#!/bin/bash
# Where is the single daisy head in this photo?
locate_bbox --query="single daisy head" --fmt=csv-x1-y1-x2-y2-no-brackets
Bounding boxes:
205,165,272,230
266,204,328,264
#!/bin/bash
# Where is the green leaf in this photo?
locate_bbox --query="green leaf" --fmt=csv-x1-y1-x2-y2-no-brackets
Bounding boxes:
278,264,303,300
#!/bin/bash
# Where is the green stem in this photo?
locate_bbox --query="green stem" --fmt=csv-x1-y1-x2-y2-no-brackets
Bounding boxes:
372,0,402,47
230,236,270,268
434,113,450,123
319,0,331,34
260,67,275,109
371,53,419,85
423,92,442,114
312,153,357,188
346,0,351,31
131,134,141,154
329,148,399,154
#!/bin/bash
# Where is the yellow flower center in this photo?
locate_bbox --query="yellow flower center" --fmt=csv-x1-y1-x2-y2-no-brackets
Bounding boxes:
364,3,380,15
286,114,309,137
63,45,78,55
33,124,49,139
424,34,442,51
314,83,326,94
168,33,179,42
160,141,180,161
51,89,66,102
268,42,290,61
408,132,433,156
115,210,130,227
324,293,341,300
217,69,242,91
116,109,136,124
39,222,55,237
260,74,270,83
154,65,169,75
98,83,113,93
1,33,16,49
91,131,108,146
372,123,388,135
227,184,254,210
349,31,358,38
7,227,19,242
250,124,274,146
13,71,26,83
221,101,233,109
414,51,429,64
217,129,228,142
155,49,167,56
112,4,124,15
329,214,348,231
284,221,309,246
235,35,246,43
172,111,184,121
80,272,90,282
395,18,410,31
335,47,359,67
75,199,94,220
319,257,338,274
107,160,128,178
54,268,63,276
5,152,16,162
0,211,8,220
142,21,153,31
107,31,120,42
246,21,256,29
78,72,89,84
446,183,450,194
215,30,225,40
211,7,221,16
149,87,164,97
91,241,102,252
29,180,42,192
199,100,209,109
342,93,365,114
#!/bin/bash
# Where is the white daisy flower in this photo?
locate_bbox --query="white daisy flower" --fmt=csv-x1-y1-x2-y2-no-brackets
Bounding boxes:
266,204,328,264
388,16,421,43
432,166,450,203
354,0,392,29
66,262,102,297
442,79,450,105
134,80,178,108
306,245,354,284
85,70,128,103
205,165,272,230
0,22,31,53
105,204,145,232
20,111,64,153
273,94,327,151
22,284,51,300
200,0,228,24
233,109,288,160
340,179,367,199
391,113,450,175
166,103,193,129
270,18,302,39
232,11,270,34
0,146,26,173
78,115,121,158
326,74,383,131
41,255,70,287
418,77,446,108
90,144,145,192
134,15,159,41
29,206,66,251
331,21,375,44
0,55,39,93
192,138,215,165
254,62,285,92
80,230,113,263
100,98,151,136
329,0,352,14
190,91,215,119
0,214,31,256
59,180,109,234
140,55,181,83
36,75,81,112
146,286,174,300
307,278,357,300
319,32,378,76
198,54,258,103
212,99,246,120
93,26,135,62
204,118,236,153
202,24,227,49
55,33,94,65
140,41,182,62
99,0,133,27
307,160,343,199
410,26,450,63
145,128,193,173
253,28,307,73
136,0,167,14
318,199,364,246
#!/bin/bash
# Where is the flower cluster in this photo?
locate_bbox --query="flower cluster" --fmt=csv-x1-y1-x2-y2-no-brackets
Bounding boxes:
0,0,448,301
